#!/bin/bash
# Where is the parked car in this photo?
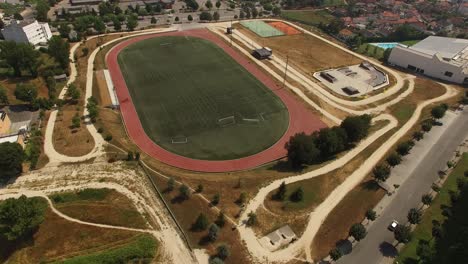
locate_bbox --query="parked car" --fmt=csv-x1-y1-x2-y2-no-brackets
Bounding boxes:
388,220,399,231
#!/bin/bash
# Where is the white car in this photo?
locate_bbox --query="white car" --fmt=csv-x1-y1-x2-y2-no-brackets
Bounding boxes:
388,220,399,231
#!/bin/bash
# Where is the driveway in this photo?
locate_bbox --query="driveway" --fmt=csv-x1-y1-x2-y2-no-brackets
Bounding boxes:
338,108,468,264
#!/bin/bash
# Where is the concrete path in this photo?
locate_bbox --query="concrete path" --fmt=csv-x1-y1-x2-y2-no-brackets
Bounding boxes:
338,108,468,264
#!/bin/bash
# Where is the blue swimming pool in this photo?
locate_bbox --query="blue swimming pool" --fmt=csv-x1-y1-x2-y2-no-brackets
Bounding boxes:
370,42,401,50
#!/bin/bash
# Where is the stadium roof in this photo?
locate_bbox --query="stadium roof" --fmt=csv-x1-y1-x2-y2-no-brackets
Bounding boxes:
410,36,468,59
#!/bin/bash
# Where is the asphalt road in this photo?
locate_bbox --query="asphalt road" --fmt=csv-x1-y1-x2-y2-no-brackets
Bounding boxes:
338,108,468,264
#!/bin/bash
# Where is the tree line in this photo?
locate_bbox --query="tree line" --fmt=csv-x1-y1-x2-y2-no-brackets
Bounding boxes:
285,114,372,168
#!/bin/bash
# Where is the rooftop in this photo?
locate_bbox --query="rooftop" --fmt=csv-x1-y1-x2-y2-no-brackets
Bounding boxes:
410,36,468,59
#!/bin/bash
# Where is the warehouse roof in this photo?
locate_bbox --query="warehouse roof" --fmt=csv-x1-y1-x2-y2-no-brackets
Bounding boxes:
410,36,468,59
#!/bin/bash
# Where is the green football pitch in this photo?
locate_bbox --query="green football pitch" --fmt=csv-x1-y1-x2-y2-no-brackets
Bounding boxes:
117,36,289,160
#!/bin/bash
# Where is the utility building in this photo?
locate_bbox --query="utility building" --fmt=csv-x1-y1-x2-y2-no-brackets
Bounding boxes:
388,36,468,85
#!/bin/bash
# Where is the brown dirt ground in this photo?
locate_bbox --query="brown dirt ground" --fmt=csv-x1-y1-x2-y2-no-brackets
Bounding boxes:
53,189,148,229
310,178,385,260
94,70,112,106
0,77,49,105
234,24,362,73
151,172,252,264
52,34,132,156
2,208,140,263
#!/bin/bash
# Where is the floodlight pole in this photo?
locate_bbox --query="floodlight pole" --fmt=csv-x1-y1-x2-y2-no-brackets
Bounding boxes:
282,55,289,88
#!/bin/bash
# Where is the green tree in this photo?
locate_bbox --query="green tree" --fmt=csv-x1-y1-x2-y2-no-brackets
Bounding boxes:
413,131,424,141
187,15,193,21
246,211,257,226
205,0,213,9
431,105,446,120
0,196,47,241
275,181,287,201
212,193,220,205
179,184,190,200
213,11,220,21
71,113,81,128
94,17,106,33
215,0,221,9
215,211,226,227
373,164,391,182
199,11,213,21
0,86,8,105
196,184,203,193
150,16,157,24
15,83,38,103
66,84,80,102
126,16,138,31
48,36,70,69
175,16,179,22
329,248,342,261
386,153,402,167
86,96,99,122
208,223,219,242
112,18,122,30
285,132,320,168
394,225,411,244
407,208,422,224
416,240,434,263
167,177,175,192
272,6,281,16
216,244,230,260
316,127,348,157
290,187,304,202
238,192,247,205
0,42,40,77
252,8,258,18
35,0,50,22
349,223,367,241
0,142,24,183
193,213,209,230
397,141,413,156
422,194,432,205
366,209,377,221
422,120,433,132
340,114,372,143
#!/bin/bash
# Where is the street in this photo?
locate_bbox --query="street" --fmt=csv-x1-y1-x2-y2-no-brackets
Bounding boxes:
338,108,468,264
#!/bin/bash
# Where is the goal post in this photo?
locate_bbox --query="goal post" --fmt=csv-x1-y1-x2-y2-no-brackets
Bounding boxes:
217,116,236,127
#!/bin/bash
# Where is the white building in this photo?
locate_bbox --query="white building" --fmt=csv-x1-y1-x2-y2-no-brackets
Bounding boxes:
388,36,468,85
1,20,52,46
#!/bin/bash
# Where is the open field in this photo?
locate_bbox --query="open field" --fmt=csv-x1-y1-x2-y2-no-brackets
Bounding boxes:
281,10,335,26
235,24,362,73
0,208,145,263
50,188,148,229
117,35,289,161
396,153,468,263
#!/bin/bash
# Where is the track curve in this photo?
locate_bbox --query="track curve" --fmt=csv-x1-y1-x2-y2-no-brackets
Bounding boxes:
106,29,326,172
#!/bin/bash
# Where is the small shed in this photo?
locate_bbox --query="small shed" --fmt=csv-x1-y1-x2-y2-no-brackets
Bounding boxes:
252,47,272,60
342,86,359,95
54,74,68,82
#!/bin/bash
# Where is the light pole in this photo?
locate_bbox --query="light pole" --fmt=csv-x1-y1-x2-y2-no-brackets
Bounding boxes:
282,55,289,88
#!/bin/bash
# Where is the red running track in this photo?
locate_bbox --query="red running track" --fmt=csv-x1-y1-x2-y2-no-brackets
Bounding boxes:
106,29,326,172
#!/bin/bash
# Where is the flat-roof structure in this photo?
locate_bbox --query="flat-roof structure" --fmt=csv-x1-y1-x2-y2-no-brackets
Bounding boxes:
388,36,468,84
252,47,272,60
260,225,297,251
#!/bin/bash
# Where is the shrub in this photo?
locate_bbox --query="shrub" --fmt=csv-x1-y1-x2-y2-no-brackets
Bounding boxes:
386,153,402,167
212,193,220,205
373,164,391,182
349,223,367,241
215,211,226,227
330,248,342,261
421,194,432,205
193,213,209,230
421,120,433,132
407,208,422,224
179,184,190,200
397,141,413,156
216,244,230,260
290,187,304,202
167,177,175,192
104,135,113,141
246,211,257,226
413,131,424,141
97,127,104,133
366,209,377,221
196,184,203,193
208,223,219,242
